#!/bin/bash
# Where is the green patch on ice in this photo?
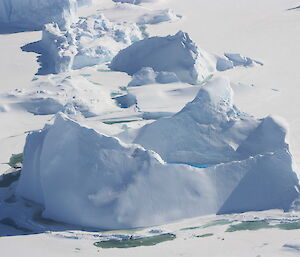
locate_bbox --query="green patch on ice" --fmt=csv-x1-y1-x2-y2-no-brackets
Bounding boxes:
181,219,232,231
195,233,214,238
97,69,114,72
202,219,233,228
80,73,92,77
275,222,300,230
8,153,23,168
111,92,123,97
103,119,140,125
196,74,214,86
31,77,38,81
226,221,271,232
94,233,176,248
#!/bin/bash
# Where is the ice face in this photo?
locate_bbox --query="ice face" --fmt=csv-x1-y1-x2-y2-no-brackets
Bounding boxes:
0,0,78,31
16,112,299,229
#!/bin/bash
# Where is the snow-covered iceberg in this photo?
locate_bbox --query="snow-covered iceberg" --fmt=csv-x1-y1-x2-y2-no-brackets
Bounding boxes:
16,113,299,229
0,0,78,31
135,77,289,165
40,14,143,73
110,31,216,84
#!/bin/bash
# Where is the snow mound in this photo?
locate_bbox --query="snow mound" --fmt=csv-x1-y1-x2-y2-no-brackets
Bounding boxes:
0,0,78,31
110,31,216,84
41,14,143,73
16,113,299,229
216,53,263,71
138,9,181,24
113,0,161,4
128,67,179,86
100,3,181,25
8,76,117,117
135,77,289,165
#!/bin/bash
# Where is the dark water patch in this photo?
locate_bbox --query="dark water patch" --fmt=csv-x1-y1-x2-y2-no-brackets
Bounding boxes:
94,233,176,248
195,233,214,238
103,119,140,125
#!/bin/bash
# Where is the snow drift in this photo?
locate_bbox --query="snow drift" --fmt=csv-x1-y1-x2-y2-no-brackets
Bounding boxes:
40,14,143,73
17,111,299,229
9,75,117,117
110,31,215,84
0,0,78,31
135,77,289,165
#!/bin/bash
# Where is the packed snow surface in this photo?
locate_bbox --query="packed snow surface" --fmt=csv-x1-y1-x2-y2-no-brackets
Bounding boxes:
110,31,215,84
0,0,78,31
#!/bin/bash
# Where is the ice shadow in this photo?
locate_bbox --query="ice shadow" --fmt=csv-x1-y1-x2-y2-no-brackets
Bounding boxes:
21,40,55,75
0,24,40,35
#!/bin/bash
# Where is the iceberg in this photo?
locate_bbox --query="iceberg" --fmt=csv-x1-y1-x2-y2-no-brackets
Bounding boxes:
110,31,216,84
16,113,299,229
40,14,143,73
135,77,290,165
0,0,78,31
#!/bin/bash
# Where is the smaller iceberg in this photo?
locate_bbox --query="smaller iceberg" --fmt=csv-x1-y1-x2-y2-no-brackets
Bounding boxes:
110,31,216,84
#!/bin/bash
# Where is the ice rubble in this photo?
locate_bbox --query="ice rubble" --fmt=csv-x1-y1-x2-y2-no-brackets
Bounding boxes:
40,14,143,73
17,113,299,229
0,0,78,31
128,67,179,86
110,31,216,84
135,77,289,165
8,76,116,117
216,53,263,71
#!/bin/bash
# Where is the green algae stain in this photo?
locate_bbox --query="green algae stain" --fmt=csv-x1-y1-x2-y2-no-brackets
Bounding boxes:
94,233,176,248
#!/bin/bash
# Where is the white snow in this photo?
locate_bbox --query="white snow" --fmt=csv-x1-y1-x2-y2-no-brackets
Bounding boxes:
110,31,216,84
0,0,78,31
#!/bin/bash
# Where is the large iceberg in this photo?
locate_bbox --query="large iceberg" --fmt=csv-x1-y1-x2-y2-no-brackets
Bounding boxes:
0,0,78,31
16,113,299,229
110,31,216,84
135,77,289,165
40,14,143,73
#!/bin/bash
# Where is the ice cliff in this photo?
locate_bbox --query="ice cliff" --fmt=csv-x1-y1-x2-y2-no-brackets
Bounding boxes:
0,0,78,31
110,31,216,84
